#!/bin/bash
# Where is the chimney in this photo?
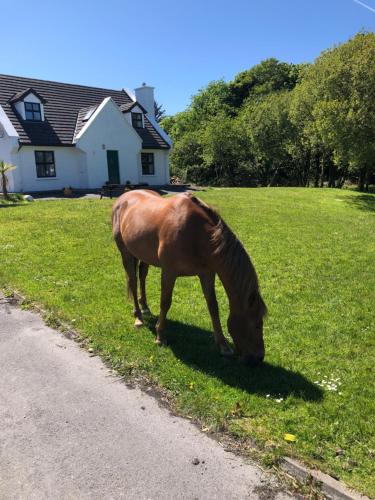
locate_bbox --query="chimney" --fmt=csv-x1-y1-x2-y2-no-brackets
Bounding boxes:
134,82,155,118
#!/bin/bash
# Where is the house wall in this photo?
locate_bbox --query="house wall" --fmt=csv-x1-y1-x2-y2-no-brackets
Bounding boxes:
13,146,86,193
139,149,170,185
76,98,143,188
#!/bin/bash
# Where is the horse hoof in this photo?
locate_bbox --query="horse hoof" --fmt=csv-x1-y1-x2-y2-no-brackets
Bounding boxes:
220,344,234,357
134,318,143,328
155,338,167,346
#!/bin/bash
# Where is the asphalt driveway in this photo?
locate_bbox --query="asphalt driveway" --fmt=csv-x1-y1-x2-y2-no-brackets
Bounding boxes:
0,296,290,499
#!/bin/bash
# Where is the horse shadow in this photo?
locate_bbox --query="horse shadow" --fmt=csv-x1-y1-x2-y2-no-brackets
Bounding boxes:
144,318,323,402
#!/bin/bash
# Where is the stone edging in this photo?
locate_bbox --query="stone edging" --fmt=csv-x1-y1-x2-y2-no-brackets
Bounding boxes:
280,457,369,500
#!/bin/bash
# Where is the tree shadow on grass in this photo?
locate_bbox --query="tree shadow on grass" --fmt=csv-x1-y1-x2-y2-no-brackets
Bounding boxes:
0,203,26,209
145,318,323,402
345,193,375,213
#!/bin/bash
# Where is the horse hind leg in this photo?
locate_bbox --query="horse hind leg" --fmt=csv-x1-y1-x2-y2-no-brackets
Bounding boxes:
139,261,151,315
118,246,143,327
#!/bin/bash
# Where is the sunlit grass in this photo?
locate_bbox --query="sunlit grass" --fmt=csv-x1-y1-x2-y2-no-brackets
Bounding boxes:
0,188,374,496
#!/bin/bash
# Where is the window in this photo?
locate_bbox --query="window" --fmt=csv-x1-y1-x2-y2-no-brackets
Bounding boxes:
141,153,155,175
82,106,96,122
35,151,56,178
25,102,42,121
132,112,143,128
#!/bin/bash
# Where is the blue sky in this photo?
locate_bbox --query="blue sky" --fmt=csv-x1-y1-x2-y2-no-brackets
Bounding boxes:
1,0,375,115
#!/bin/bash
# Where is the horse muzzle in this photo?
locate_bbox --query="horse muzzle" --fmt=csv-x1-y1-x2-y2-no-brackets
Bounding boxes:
239,353,264,367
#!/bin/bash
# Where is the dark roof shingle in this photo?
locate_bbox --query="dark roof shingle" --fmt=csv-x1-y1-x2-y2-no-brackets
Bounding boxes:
0,74,169,149
119,101,147,113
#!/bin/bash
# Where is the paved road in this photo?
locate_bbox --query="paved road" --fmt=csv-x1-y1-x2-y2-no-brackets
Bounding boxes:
0,297,291,500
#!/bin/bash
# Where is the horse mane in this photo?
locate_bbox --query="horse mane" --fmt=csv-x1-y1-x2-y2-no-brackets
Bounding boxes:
190,195,267,319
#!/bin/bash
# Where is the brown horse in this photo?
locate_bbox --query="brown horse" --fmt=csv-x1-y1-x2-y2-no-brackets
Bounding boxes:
112,190,267,366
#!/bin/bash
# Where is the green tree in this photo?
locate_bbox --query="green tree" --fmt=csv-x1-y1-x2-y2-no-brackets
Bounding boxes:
168,130,203,181
199,114,253,185
229,58,306,107
189,80,234,118
240,91,294,186
292,32,375,191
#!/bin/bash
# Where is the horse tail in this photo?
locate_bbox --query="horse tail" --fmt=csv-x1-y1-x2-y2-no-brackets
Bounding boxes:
112,198,138,301
112,199,126,241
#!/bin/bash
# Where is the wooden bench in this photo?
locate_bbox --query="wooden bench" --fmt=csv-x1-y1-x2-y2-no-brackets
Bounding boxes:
100,183,149,199
100,184,126,199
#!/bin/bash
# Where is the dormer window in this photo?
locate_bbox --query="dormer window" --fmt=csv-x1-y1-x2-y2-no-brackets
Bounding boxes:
25,102,42,121
131,112,143,128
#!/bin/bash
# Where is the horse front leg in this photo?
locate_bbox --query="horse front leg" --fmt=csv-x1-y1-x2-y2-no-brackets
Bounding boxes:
155,270,176,345
199,272,234,356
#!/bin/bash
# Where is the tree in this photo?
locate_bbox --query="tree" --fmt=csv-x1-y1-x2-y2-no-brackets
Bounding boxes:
189,80,235,121
168,130,203,181
240,92,294,186
228,58,306,107
199,114,253,185
0,161,16,199
292,32,375,191
154,101,166,122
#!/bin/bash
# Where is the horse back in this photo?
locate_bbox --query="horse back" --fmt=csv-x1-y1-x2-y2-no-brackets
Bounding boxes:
113,190,217,274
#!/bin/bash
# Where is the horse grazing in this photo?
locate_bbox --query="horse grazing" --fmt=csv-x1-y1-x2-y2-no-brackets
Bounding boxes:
112,190,267,366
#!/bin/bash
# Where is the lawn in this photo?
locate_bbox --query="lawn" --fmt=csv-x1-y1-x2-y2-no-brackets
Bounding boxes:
0,188,374,496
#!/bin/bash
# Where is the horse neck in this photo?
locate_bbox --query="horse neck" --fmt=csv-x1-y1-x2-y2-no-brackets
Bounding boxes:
213,239,257,315
216,266,245,314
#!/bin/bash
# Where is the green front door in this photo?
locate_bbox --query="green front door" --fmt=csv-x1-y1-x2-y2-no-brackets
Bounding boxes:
107,150,120,184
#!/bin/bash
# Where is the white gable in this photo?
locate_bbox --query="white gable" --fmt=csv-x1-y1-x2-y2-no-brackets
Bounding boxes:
74,97,143,187
74,97,142,144
0,105,19,138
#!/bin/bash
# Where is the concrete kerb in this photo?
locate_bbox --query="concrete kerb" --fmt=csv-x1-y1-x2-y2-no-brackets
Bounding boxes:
0,289,370,500
280,458,369,500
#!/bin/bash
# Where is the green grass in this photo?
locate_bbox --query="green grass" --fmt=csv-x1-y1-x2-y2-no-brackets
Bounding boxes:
0,188,374,496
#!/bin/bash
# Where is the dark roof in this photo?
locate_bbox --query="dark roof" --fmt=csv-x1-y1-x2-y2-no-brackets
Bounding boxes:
73,105,98,140
0,74,170,149
119,101,147,113
9,87,47,104
141,116,171,149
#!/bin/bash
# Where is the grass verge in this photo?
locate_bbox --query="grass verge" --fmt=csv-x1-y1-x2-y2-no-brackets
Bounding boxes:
0,188,374,496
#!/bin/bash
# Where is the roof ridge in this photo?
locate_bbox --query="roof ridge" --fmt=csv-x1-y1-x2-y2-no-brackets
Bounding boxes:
0,73,131,97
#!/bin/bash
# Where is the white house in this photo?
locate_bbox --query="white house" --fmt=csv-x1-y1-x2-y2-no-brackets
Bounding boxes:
0,74,172,193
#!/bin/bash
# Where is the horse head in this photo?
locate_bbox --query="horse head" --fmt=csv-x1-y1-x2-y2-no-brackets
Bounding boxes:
227,294,267,367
